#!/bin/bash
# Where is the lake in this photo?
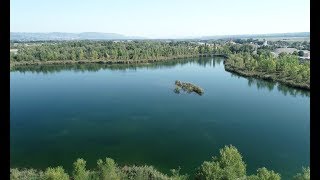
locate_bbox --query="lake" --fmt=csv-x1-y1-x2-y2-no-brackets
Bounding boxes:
10,57,310,179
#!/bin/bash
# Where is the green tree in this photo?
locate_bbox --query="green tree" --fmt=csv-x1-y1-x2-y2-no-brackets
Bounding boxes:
170,167,189,180
73,158,90,180
77,49,85,60
97,158,123,180
195,145,246,180
298,51,304,57
91,50,98,60
44,166,69,180
10,168,44,180
70,50,77,61
248,167,281,180
293,167,310,180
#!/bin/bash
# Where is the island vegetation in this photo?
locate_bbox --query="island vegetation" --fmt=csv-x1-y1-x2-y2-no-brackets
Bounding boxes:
10,145,309,180
174,80,204,96
10,39,310,90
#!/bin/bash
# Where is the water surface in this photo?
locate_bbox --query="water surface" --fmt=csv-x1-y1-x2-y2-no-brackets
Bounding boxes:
10,57,310,179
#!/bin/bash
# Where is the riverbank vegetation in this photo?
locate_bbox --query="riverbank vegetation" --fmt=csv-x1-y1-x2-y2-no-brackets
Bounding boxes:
224,52,310,90
10,145,309,180
10,41,200,65
10,40,310,90
174,80,204,96
9,40,242,66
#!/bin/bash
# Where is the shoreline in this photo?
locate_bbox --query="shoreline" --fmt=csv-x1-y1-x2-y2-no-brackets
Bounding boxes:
10,55,201,68
224,61,310,91
10,54,309,91
10,54,228,68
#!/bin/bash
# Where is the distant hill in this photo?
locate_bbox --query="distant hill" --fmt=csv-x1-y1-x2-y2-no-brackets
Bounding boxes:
200,32,310,40
10,32,145,41
10,32,309,41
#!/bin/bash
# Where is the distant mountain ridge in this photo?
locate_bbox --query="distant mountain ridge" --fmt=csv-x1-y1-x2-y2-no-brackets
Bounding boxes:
10,32,309,41
10,32,145,41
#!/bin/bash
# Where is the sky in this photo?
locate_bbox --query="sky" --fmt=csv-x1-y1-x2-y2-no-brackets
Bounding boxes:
10,0,310,39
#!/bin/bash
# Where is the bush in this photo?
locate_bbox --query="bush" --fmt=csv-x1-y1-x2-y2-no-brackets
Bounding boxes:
10,168,44,180
293,167,310,180
298,51,304,57
248,167,281,180
195,145,246,180
9,146,305,180
122,165,170,180
170,167,189,180
73,158,90,180
44,166,69,180
97,158,123,180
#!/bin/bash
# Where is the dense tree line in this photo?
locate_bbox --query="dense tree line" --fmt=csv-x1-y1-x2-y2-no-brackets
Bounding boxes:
10,41,202,62
10,41,257,63
11,58,214,74
267,40,310,50
10,145,309,180
225,52,310,89
204,39,310,51
10,39,309,63
10,40,310,89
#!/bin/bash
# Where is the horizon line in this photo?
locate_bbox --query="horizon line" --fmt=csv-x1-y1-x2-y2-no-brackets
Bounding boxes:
10,31,310,40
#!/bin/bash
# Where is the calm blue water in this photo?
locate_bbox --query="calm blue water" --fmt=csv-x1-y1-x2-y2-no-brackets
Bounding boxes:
10,57,309,179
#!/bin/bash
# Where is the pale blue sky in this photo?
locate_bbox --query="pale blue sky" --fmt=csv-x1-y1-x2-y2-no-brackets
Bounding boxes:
10,0,310,38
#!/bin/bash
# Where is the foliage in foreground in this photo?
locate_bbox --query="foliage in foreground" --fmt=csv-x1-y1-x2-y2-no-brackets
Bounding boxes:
247,168,281,180
10,145,309,180
195,145,247,180
293,167,310,180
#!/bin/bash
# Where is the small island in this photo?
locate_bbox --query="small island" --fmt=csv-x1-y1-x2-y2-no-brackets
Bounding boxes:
174,80,204,96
